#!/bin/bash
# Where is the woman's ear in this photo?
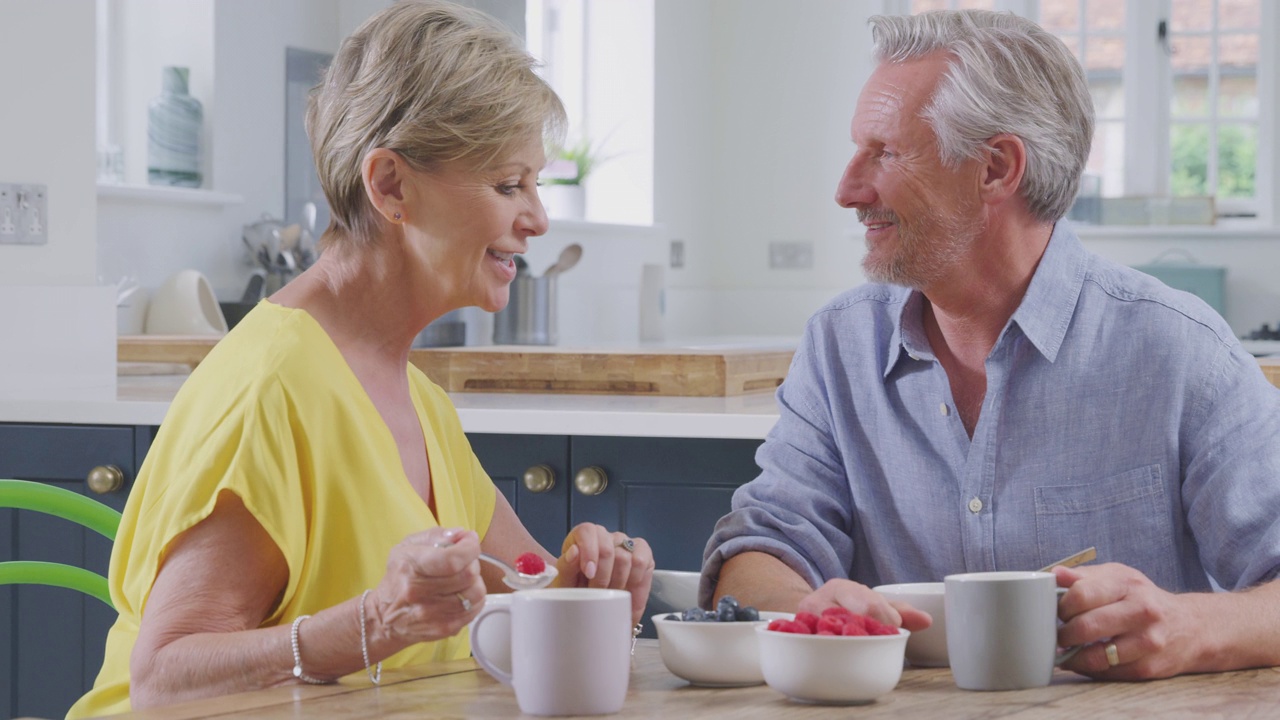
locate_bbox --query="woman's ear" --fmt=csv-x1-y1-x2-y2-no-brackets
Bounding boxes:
362,148,408,223
979,134,1028,205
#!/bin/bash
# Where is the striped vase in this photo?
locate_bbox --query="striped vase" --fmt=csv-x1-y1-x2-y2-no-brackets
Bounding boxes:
147,67,203,188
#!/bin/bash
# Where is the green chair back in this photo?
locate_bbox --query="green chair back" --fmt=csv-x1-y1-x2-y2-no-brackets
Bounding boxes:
0,479,123,608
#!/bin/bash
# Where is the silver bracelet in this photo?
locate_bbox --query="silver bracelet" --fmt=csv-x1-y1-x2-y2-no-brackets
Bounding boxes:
360,589,382,685
290,615,328,685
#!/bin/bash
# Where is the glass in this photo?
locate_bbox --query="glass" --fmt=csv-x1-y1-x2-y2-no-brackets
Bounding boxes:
1170,123,1209,196
1085,0,1123,31
1090,76,1125,117
1170,34,1211,73
1217,123,1256,199
1218,73,1258,118
1172,74,1210,117
1087,120,1126,198
1084,35,1124,73
1218,31,1258,72
1219,0,1261,30
1172,0,1211,31
1040,0,1080,32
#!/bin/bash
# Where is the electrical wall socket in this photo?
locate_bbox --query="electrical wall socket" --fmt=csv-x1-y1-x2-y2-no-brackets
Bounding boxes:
0,182,48,245
670,239,685,269
769,240,813,269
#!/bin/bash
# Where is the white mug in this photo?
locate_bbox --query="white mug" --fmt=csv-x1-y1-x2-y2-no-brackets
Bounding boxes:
873,582,947,667
470,588,631,716
944,571,1079,691
468,593,512,675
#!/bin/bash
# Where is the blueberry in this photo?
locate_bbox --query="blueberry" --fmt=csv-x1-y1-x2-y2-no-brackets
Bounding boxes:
735,606,760,622
716,596,738,622
681,607,708,622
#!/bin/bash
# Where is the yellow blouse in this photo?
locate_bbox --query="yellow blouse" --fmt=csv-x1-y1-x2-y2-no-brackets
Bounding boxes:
69,302,496,718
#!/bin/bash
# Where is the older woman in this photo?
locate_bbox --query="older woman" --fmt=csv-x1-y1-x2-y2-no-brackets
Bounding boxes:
69,2,654,716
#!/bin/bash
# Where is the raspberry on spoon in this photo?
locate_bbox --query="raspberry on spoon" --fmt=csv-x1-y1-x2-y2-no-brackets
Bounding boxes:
514,552,546,576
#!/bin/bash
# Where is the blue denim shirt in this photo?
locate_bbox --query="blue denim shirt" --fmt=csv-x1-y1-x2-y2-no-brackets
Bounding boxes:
702,223,1280,606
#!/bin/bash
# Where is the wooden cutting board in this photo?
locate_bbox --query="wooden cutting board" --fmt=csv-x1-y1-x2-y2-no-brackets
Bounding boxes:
117,336,794,397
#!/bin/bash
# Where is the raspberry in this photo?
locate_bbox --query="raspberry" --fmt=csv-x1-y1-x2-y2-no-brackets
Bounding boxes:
862,615,900,636
821,606,856,621
769,619,813,634
767,618,788,631
794,612,820,633
514,552,546,575
816,616,846,635
842,621,869,636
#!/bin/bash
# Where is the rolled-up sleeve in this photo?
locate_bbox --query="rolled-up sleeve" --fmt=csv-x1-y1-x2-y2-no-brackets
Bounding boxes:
700,325,858,606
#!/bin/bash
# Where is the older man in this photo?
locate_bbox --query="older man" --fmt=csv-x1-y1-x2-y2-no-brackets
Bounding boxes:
703,9,1280,680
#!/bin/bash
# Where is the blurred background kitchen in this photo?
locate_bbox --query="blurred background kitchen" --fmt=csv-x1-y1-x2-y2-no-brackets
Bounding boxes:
0,0,1276,402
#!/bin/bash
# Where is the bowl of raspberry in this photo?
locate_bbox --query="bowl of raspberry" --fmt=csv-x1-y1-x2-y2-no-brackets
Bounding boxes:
755,608,909,705
653,595,792,687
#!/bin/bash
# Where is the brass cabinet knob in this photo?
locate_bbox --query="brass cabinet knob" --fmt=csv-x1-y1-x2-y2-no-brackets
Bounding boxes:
573,466,608,496
86,465,125,494
522,464,556,494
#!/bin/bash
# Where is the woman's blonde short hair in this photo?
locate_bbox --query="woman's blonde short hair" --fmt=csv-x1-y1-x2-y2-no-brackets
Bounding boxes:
307,0,567,246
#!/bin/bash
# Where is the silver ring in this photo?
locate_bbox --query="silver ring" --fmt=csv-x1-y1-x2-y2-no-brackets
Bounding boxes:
457,593,472,612
1104,642,1120,667
616,538,635,553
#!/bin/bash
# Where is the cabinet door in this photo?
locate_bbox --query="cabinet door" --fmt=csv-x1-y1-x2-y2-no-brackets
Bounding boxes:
568,437,763,572
0,424,137,720
467,434,570,556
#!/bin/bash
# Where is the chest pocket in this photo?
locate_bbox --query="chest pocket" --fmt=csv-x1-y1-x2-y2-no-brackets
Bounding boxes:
1033,464,1178,590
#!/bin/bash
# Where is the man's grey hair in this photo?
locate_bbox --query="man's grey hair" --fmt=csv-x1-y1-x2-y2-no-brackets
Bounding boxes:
868,10,1094,223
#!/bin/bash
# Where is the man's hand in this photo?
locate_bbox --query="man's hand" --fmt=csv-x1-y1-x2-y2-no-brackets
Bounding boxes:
1054,563,1210,679
798,579,933,632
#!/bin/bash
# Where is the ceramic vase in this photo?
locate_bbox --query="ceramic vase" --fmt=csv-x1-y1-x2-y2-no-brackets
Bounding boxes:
147,66,203,187
540,184,585,220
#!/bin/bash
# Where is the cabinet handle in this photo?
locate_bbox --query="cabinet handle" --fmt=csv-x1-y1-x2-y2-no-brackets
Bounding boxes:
86,465,125,494
522,464,556,493
573,466,608,496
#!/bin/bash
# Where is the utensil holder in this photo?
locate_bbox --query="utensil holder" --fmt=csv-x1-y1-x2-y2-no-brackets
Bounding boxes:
493,275,557,345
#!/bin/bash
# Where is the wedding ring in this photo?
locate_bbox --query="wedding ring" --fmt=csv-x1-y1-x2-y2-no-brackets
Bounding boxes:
1104,642,1120,667
616,538,635,553
457,593,472,613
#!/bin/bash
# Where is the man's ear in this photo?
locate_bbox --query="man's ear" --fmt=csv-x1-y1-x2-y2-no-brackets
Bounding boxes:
362,148,408,223
979,133,1027,205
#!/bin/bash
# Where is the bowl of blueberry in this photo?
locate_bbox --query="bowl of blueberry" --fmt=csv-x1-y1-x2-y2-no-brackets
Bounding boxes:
653,595,793,687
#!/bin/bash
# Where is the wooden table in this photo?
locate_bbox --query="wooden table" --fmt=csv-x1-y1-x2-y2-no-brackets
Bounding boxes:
87,641,1280,719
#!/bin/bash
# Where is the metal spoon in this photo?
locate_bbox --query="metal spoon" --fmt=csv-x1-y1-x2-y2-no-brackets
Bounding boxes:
542,243,582,277
433,541,557,590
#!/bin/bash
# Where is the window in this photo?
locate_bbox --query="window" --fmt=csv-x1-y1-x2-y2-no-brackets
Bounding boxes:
897,0,1276,225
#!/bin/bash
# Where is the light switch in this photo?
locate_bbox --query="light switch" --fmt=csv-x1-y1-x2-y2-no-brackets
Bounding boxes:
0,182,48,245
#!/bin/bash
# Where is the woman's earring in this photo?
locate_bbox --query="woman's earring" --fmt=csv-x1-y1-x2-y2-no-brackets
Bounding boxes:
393,212,402,221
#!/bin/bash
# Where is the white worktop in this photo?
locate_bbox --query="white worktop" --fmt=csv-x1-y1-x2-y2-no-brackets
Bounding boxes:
0,372,783,440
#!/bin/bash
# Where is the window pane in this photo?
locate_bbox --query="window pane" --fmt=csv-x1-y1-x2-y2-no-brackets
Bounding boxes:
1170,123,1209,196
1084,35,1124,74
1219,31,1258,72
1058,34,1081,63
1085,0,1123,31
1218,72,1257,118
1172,0,1212,31
957,0,994,8
911,0,950,11
1172,74,1209,117
1091,75,1124,117
1219,0,1261,30
1217,123,1256,199
1039,0,1079,32
1170,34,1211,73
1088,120,1126,197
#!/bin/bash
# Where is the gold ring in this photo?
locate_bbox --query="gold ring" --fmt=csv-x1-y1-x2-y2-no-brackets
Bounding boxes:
1104,642,1120,667
457,593,472,612
616,538,635,553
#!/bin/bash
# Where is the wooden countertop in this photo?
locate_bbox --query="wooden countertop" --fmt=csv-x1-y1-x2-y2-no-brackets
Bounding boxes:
96,640,1280,719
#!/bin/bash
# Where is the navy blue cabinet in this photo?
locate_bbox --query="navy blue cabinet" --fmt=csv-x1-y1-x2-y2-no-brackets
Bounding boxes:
0,424,152,720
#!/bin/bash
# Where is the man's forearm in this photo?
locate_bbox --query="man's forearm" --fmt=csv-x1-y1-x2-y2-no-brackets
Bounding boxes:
712,551,813,612
1194,577,1280,672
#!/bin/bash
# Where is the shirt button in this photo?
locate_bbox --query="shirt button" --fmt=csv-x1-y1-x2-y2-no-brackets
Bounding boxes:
968,497,983,513
940,403,950,416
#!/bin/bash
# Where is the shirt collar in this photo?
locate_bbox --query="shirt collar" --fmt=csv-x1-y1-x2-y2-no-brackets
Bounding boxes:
882,221,1088,378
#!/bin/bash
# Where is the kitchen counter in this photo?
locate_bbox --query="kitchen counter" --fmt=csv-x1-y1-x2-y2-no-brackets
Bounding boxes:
0,371,783,439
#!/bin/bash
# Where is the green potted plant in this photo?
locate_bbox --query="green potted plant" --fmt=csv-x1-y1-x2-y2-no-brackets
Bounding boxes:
540,139,605,220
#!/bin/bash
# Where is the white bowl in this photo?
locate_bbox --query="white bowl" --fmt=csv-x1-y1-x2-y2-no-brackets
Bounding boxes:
873,582,947,667
653,610,792,687
145,269,228,336
756,625,909,705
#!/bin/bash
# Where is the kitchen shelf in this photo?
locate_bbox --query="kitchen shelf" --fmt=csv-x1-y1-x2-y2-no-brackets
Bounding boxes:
96,183,244,207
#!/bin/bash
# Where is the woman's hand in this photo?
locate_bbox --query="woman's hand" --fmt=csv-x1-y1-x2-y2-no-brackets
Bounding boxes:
369,526,486,646
555,523,655,625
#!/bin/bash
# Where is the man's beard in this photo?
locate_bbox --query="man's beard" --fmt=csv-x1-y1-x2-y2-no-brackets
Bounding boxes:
859,202,982,289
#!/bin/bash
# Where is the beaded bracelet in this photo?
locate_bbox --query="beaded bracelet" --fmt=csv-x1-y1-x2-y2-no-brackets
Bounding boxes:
360,589,383,685
290,615,328,685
